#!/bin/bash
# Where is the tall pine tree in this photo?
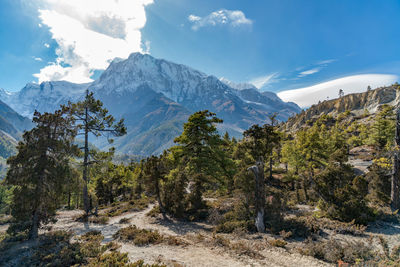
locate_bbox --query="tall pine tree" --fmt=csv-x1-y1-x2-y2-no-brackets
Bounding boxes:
64,90,126,215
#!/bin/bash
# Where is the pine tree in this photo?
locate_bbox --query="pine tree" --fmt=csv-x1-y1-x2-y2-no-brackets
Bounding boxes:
5,110,78,239
174,110,225,213
143,155,166,216
64,90,126,215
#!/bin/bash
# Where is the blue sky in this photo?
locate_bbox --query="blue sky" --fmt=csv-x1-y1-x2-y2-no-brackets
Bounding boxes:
0,0,399,106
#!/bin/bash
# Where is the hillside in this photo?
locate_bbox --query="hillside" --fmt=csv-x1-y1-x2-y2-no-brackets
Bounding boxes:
283,83,400,131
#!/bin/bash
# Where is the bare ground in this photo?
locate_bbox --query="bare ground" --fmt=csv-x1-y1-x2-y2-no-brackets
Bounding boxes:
48,204,331,267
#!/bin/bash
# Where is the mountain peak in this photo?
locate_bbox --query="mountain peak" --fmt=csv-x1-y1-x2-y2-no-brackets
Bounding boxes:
220,77,257,90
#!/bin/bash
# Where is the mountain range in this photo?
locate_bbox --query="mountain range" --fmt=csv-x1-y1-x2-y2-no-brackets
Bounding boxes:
0,53,300,155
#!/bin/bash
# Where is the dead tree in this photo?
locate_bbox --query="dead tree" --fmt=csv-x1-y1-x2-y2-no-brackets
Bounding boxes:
392,107,400,210
248,157,266,233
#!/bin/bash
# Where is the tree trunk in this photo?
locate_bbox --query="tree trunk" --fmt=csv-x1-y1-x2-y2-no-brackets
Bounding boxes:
155,180,167,219
67,191,71,210
83,103,90,216
269,157,273,180
303,178,309,202
30,207,40,240
248,158,265,233
392,107,400,210
295,180,300,203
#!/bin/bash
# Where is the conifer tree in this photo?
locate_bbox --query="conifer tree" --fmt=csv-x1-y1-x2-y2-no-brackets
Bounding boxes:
64,90,126,215
5,110,78,239
143,155,166,216
174,110,225,212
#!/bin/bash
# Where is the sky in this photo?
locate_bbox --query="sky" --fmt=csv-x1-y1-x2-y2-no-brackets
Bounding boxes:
0,0,399,107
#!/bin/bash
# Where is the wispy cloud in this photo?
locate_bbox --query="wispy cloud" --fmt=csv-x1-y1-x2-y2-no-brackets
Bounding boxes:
316,59,337,65
298,68,320,77
44,43,50,48
249,73,278,89
34,0,153,83
296,59,337,78
278,74,398,108
33,57,43,62
188,9,252,31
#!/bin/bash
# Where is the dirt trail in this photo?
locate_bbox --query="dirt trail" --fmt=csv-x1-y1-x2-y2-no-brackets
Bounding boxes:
51,205,331,267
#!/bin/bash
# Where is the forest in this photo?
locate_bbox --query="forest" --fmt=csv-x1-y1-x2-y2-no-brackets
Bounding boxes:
0,88,400,266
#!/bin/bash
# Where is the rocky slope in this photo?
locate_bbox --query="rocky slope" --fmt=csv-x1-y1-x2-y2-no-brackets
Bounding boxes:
284,84,400,131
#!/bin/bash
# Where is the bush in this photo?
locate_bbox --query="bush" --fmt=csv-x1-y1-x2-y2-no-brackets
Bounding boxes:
89,216,109,224
215,220,253,233
119,218,131,224
146,205,160,218
300,238,374,264
269,239,287,248
113,225,163,246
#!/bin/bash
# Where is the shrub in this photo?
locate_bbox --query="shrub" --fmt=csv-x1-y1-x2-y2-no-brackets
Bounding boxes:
146,206,160,218
215,220,253,234
89,216,109,224
269,239,287,248
119,218,131,224
113,225,163,246
300,238,374,264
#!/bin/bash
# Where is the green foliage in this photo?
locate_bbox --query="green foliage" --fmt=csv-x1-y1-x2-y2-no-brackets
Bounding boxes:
0,183,13,214
173,110,227,213
4,110,78,239
366,158,392,205
369,104,395,150
64,90,126,215
315,162,372,224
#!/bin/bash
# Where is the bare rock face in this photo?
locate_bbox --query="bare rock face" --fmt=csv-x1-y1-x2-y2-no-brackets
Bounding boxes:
284,84,400,131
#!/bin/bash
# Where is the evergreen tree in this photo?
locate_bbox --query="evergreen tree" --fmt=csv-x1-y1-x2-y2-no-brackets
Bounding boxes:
5,110,78,239
370,105,395,151
143,155,166,216
64,90,126,215
173,110,225,213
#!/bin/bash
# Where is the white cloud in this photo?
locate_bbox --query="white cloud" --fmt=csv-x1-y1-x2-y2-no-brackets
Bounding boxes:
298,68,320,77
317,59,336,65
34,0,153,83
44,43,50,48
188,9,252,31
33,57,43,62
249,73,278,89
188,15,201,22
278,74,399,108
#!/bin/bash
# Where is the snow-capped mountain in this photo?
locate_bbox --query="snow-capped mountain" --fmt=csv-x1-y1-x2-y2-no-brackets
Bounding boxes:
0,53,300,155
219,77,257,91
0,82,89,118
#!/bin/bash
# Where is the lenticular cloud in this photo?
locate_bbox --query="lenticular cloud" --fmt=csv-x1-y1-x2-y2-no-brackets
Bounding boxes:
34,0,153,83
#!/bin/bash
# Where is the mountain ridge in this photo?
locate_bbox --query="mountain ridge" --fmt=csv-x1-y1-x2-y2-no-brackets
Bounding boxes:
0,53,301,155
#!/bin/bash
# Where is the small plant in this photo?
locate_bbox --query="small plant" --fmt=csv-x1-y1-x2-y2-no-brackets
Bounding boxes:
119,217,131,224
269,239,287,248
146,205,160,218
89,216,109,224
